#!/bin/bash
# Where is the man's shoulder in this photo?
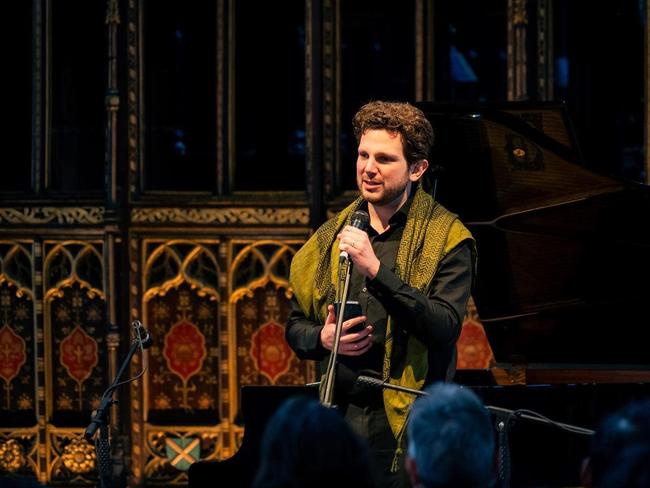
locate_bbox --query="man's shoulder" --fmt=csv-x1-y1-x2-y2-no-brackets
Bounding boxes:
421,200,473,254
431,200,457,220
292,212,342,267
444,219,474,255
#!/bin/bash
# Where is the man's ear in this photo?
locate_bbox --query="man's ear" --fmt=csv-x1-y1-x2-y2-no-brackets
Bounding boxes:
409,159,429,182
405,455,420,486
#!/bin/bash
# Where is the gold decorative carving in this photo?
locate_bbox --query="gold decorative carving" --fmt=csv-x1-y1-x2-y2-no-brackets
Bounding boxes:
0,429,38,477
47,428,96,483
0,208,104,225
131,207,309,225
0,439,25,472
60,438,95,474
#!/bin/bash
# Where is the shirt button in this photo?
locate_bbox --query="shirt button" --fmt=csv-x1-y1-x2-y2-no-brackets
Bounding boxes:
362,287,367,293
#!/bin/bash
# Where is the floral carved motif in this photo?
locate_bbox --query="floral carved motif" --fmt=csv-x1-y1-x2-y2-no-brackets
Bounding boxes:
250,322,293,384
0,207,104,225
131,207,309,225
163,320,207,383
0,325,26,385
59,326,99,384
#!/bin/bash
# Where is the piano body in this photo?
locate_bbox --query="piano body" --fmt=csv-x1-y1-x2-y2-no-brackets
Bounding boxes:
189,103,650,487
420,101,650,486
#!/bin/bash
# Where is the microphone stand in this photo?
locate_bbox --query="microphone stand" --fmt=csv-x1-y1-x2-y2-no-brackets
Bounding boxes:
86,323,151,488
320,256,354,408
355,376,594,488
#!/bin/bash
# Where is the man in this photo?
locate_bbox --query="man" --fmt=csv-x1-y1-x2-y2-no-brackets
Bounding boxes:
286,101,475,487
405,382,495,488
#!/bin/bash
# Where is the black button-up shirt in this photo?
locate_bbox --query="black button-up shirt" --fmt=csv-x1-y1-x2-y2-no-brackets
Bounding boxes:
340,198,411,376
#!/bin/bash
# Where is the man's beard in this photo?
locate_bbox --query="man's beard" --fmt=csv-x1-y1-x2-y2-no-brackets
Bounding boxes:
359,180,410,207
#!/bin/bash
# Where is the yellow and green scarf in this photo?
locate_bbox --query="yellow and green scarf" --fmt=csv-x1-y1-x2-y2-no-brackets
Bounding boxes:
290,186,474,467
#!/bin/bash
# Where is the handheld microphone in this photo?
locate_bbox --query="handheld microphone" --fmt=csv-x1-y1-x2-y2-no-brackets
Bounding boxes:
133,320,153,349
339,210,370,262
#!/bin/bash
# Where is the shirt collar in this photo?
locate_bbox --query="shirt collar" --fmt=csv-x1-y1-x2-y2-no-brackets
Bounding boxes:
358,185,415,231
391,195,412,226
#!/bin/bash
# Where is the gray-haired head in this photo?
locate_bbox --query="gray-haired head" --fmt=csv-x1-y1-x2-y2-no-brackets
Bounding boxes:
406,382,495,488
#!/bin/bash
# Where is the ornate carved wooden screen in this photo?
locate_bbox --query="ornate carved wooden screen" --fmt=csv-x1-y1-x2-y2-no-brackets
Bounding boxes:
0,236,112,485
0,242,38,477
44,241,107,483
126,230,311,484
136,239,224,483
230,240,315,389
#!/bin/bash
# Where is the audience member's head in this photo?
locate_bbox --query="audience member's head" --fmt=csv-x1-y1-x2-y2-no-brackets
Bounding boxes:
253,396,374,488
582,398,650,488
405,382,495,488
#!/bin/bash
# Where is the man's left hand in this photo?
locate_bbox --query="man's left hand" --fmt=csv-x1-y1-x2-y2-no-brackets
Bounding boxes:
338,225,380,279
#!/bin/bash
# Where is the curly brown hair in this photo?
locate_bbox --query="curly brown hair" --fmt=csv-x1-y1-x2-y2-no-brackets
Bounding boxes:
352,101,434,165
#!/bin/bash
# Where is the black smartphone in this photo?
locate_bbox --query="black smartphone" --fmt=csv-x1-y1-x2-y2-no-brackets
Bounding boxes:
333,301,365,333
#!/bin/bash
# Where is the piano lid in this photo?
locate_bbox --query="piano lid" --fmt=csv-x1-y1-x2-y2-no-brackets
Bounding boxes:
416,102,650,366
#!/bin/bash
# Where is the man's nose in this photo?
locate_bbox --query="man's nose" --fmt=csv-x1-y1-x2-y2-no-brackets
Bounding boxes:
363,158,377,174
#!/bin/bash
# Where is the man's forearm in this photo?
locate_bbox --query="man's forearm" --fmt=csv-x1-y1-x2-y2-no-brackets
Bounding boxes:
366,242,473,348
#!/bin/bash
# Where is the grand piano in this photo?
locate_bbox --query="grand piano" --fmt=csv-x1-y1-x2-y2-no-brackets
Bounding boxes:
419,102,650,486
423,101,650,378
190,103,650,487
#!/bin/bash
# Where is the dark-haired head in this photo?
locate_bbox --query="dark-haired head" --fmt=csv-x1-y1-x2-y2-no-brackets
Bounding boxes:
582,398,650,488
253,396,374,488
353,101,434,166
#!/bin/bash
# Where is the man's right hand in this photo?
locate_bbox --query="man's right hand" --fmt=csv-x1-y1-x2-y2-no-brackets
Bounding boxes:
320,304,373,356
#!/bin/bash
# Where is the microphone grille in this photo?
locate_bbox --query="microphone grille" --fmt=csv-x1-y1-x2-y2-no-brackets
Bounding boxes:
350,210,370,230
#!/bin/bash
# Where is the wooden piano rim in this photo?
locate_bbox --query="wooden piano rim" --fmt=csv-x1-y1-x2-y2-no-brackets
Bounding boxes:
483,364,650,385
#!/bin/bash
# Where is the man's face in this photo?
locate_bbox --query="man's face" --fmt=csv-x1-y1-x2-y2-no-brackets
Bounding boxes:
356,129,419,208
